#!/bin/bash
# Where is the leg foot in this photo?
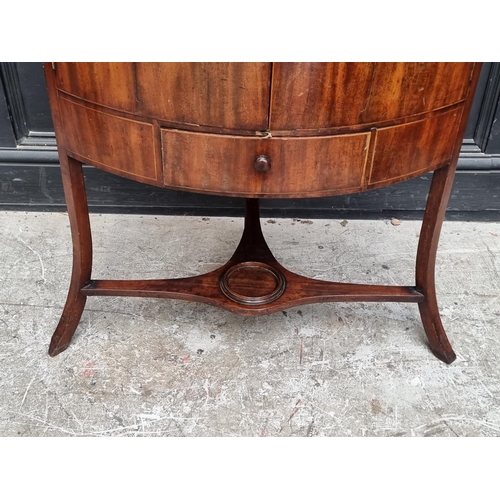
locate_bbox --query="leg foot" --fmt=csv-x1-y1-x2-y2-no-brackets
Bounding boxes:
418,300,456,364
49,292,87,356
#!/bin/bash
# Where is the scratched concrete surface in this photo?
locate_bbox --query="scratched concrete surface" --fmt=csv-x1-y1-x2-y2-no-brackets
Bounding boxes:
1,211,499,436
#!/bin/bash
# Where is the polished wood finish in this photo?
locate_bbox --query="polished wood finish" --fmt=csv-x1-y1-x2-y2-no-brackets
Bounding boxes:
269,63,375,129
359,62,474,123
368,108,462,186
54,62,137,112
161,129,370,197
46,65,94,356
49,62,476,197
49,156,92,356
254,155,271,173
50,62,476,198
44,62,481,363
416,165,458,363
59,96,161,185
414,64,482,364
80,200,425,315
270,62,474,131
136,63,271,130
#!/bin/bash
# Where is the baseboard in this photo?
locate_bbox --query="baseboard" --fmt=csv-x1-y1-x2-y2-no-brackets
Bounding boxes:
1,162,500,221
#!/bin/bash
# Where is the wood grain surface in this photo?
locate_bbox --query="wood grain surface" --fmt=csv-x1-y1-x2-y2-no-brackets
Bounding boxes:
360,62,474,123
51,62,477,197
43,62,482,361
270,62,473,130
269,63,375,129
136,63,271,130
161,129,370,197
368,108,463,187
59,97,161,185
55,62,137,112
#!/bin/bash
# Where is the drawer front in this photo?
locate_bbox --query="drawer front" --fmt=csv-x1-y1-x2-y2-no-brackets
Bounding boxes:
59,97,161,185
161,130,370,197
368,108,463,187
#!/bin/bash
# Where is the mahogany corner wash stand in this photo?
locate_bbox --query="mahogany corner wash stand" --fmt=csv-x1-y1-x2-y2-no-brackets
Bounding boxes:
44,63,481,363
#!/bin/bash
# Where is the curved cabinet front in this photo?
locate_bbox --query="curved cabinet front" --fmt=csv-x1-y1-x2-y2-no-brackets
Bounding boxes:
50,62,477,197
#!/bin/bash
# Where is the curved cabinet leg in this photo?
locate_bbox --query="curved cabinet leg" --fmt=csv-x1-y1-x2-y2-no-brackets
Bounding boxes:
49,156,92,356
416,164,457,364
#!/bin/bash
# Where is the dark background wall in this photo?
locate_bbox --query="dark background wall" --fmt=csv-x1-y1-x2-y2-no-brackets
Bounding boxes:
1,62,499,220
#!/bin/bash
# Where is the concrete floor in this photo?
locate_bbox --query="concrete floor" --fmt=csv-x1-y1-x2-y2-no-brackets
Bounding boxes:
0,210,499,437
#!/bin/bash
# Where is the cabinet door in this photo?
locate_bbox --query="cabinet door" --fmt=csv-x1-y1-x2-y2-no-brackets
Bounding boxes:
359,62,474,122
270,63,375,130
135,63,271,130
54,62,137,112
270,62,474,131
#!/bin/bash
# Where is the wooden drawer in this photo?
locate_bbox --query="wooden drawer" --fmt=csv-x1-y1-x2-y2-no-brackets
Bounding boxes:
59,97,161,185
161,129,370,197
270,63,473,131
368,108,463,187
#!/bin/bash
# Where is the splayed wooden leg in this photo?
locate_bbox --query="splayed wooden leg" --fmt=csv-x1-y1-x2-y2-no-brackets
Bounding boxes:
416,164,457,364
49,156,92,356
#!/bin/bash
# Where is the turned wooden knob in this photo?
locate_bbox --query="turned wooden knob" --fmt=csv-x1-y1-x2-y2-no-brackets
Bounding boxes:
254,155,271,172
